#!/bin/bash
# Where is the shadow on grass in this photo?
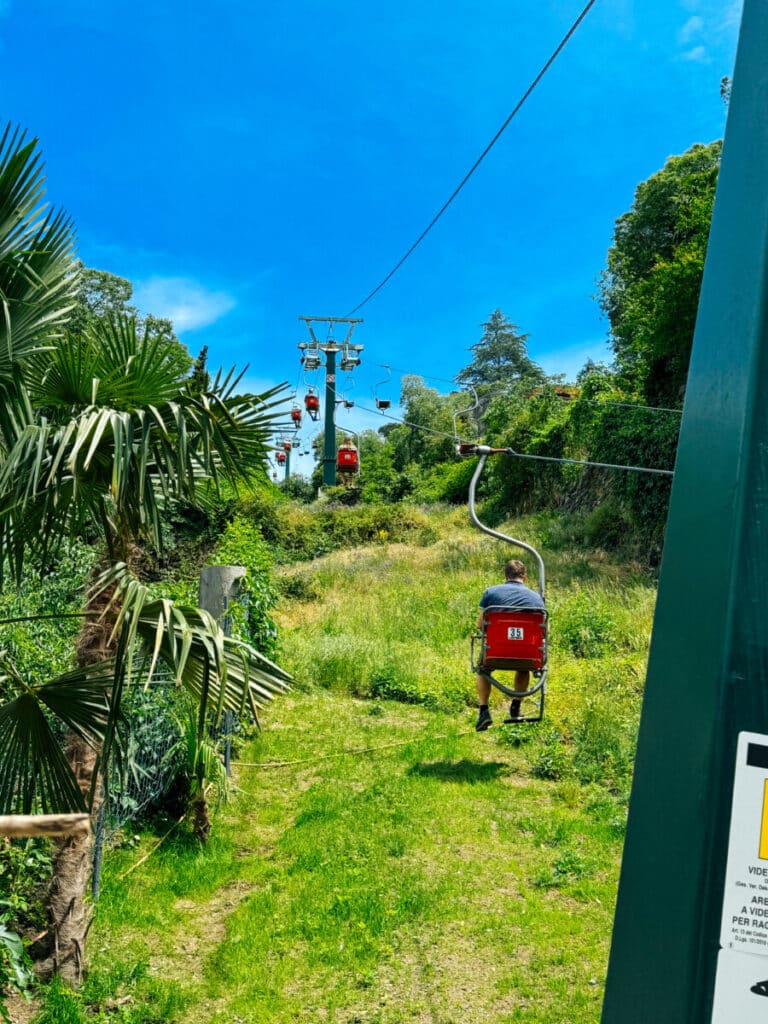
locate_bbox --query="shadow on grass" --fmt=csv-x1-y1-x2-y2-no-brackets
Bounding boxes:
408,759,507,784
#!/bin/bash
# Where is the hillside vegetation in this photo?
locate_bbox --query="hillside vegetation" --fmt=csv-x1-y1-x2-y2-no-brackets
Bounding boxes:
29,508,656,1024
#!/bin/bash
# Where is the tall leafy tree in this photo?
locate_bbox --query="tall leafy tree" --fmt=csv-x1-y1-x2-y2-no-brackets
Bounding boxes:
599,141,721,405
456,310,544,391
68,262,192,372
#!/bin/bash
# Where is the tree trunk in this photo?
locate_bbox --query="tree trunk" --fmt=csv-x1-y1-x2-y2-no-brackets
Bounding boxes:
41,734,98,985
191,794,211,843
39,572,119,984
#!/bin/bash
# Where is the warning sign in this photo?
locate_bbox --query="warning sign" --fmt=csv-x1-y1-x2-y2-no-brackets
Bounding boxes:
712,732,768,1022
719,732,768,955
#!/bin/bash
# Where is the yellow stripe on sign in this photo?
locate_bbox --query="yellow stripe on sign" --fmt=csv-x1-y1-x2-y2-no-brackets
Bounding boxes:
760,779,768,860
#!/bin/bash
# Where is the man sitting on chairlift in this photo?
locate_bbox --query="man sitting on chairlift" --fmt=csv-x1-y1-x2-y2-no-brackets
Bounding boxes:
476,559,545,731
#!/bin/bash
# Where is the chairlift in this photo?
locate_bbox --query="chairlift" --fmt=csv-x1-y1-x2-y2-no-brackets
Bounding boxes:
291,405,302,427
282,439,292,453
340,343,363,373
276,451,287,466
337,436,360,477
374,365,392,410
304,388,320,421
300,342,322,371
460,443,548,723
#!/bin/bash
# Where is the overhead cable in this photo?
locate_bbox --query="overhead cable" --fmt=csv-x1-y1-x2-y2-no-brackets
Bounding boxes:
354,401,674,477
377,363,682,417
345,0,598,316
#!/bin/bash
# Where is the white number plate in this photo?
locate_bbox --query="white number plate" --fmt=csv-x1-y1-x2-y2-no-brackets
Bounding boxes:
507,627,524,640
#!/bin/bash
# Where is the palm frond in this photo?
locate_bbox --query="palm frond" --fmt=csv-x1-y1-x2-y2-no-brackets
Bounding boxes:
0,125,78,368
93,564,292,719
0,656,120,814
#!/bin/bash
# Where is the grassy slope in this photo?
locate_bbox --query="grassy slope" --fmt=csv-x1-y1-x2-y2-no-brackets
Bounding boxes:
41,509,656,1024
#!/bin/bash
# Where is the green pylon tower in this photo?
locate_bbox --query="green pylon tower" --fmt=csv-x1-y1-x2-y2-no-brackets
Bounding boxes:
602,3,768,1022
298,316,363,489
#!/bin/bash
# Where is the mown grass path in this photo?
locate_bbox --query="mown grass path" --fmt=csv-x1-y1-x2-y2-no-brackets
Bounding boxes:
92,693,623,1024
78,514,652,1024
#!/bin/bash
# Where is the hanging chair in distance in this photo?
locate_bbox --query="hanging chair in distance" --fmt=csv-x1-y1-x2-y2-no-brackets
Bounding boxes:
304,389,320,421
336,437,359,475
276,451,287,466
461,443,548,723
374,366,392,410
291,405,302,427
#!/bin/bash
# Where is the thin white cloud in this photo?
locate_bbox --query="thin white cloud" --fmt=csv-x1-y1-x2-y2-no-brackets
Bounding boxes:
133,277,235,334
680,44,711,64
678,15,703,43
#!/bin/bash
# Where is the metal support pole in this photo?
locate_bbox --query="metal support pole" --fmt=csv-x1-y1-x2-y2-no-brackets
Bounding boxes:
602,4,768,1022
285,445,291,481
323,348,337,487
198,566,246,777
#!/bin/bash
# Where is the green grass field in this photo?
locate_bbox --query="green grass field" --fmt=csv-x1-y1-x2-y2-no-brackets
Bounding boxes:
32,509,656,1024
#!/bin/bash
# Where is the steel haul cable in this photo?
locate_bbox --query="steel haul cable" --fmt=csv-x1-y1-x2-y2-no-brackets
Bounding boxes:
353,400,675,477
346,0,598,316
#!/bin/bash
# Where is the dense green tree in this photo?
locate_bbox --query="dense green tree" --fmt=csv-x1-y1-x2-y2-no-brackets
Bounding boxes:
599,141,721,405
69,262,193,372
456,310,545,391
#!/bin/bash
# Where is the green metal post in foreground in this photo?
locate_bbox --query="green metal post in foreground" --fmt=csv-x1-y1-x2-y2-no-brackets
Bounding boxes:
602,4,768,1022
285,445,291,481
322,347,337,487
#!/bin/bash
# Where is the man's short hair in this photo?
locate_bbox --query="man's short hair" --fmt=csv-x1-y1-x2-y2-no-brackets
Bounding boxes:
505,559,526,580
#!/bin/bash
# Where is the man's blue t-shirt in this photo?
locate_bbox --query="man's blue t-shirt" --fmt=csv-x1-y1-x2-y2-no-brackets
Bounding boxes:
479,580,545,611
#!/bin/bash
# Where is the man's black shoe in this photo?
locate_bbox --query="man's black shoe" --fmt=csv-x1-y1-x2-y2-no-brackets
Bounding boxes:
476,706,492,731
504,699,523,723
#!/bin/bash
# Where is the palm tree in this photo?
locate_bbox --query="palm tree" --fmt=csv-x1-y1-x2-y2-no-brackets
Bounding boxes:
0,315,293,984
0,127,293,984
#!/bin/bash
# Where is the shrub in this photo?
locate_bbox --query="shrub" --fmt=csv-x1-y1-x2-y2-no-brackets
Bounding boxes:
571,695,637,789
528,728,571,780
554,588,620,658
207,516,279,657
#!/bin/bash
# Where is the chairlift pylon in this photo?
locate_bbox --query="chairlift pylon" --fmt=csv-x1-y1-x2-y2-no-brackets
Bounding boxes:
460,443,548,723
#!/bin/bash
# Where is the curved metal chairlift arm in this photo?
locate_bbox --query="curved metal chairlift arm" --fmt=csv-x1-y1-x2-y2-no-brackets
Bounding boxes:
466,449,546,600
453,385,479,442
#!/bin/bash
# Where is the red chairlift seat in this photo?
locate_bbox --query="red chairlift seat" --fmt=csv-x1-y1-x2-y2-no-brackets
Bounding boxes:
282,440,292,452
476,606,547,672
291,406,302,426
471,605,548,722
304,392,320,420
276,452,287,465
337,443,359,474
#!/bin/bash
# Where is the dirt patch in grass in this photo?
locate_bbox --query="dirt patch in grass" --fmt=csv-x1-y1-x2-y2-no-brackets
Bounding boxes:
3,992,39,1024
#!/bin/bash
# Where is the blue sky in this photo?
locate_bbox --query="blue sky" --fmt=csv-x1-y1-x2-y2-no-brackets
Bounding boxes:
1,0,743,471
